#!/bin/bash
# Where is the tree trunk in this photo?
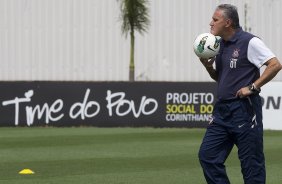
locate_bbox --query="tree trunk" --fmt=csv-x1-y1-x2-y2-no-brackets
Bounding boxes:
129,30,135,81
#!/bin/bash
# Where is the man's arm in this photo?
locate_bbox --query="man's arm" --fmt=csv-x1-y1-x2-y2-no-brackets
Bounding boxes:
254,57,282,88
200,57,218,81
236,57,282,98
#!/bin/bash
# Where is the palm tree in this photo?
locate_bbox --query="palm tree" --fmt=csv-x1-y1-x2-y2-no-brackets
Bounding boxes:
117,0,150,81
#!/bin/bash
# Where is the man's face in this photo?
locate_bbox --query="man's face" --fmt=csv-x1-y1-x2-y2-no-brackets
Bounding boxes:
209,9,229,36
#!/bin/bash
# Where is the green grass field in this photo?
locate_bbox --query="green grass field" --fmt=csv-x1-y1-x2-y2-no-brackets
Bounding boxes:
0,127,282,184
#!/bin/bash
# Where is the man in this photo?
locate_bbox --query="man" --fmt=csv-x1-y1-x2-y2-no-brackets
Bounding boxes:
198,4,282,184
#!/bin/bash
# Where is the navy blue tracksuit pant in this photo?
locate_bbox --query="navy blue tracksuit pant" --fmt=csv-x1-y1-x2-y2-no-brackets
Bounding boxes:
198,94,265,184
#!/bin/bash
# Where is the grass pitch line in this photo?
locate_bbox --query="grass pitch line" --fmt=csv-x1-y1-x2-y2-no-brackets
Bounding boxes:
18,169,35,175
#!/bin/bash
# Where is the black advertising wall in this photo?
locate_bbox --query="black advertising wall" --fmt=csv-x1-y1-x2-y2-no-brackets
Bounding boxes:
0,82,217,127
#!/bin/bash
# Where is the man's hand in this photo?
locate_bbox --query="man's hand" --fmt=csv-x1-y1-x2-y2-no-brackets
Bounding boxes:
200,57,216,68
199,57,218,81
236,86,253,98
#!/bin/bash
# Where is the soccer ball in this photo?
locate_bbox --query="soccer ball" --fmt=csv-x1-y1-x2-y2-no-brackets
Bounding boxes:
193,33,220,59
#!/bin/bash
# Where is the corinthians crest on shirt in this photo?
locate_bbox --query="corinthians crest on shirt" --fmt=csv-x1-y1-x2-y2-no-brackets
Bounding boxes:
232,48,240,58
229,48,240,68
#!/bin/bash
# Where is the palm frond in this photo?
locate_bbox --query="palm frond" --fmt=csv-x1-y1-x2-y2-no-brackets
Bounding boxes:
117,0,150,37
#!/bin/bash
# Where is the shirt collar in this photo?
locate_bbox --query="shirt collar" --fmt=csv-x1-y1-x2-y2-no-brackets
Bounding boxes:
225,27,243,43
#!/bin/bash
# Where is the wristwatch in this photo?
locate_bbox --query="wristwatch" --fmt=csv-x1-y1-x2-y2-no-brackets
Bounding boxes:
248,83,261,94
